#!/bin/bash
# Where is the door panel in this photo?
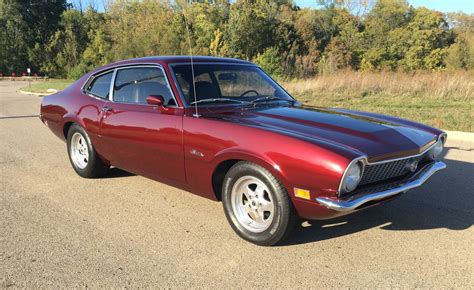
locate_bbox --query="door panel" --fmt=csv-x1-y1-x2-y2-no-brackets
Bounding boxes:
99,103,185,183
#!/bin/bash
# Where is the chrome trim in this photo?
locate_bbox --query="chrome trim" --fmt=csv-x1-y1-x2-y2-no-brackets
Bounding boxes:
110,64,179,107
81,62,182,108
170,62,255,67
337,134,446,196
317,161,446,212
109,68,117,101
337,157,366,195
439,132,448,144
366,138,440,165
82,69,115,100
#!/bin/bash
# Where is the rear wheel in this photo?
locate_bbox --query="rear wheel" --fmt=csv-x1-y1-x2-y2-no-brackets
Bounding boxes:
222,161,296,246
67,124,109,178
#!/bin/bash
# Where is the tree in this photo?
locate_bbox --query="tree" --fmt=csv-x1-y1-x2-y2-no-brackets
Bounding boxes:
254,47,282,77
0,0,68,74
25,0,69,72
2,0,466,78
320,37,353,73
42,9,90,78
186,2,229,55
209,28,229,56
226,0,278,60
0,1,29,74
107,1,186,60
361,0,413,70
446,12,474,70
400,8,453,70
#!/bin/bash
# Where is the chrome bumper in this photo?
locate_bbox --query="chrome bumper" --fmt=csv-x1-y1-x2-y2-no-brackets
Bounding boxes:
316,161,446,212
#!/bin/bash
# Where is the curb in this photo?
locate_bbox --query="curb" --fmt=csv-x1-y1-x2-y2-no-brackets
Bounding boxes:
18,89,55,96
445,130,474,142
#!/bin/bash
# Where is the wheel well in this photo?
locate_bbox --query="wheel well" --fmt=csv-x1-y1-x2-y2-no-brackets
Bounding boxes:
63,122,74,138
212,159,240,201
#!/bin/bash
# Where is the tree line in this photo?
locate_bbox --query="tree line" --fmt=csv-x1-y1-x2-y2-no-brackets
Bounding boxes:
1,0,473,79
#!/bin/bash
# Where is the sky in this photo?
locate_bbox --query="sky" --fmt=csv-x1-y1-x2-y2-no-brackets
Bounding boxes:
71,0,474,14
296,0,474,13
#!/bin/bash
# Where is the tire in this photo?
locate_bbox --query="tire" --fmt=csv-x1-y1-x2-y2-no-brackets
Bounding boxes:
222,161,297,246
66,123,109,178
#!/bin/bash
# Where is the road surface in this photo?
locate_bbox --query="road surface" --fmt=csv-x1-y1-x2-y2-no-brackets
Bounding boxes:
1,81,473,287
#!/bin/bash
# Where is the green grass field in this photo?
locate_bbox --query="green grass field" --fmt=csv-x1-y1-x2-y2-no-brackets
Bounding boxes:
21,79,73,94
21,71,473,132
282,71,473,132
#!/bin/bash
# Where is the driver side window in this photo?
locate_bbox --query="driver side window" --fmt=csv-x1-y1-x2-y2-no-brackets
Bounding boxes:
113,67,176,106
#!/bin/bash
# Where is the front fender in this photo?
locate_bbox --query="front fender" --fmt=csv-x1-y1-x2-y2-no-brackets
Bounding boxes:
211,148,291,193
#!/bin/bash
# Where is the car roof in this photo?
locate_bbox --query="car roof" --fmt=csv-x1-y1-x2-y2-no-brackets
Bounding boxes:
91,56,254,74
130,56,252,64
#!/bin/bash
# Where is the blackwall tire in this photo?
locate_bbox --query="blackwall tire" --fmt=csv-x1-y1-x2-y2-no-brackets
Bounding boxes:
222,161,297,246
66,124,109,178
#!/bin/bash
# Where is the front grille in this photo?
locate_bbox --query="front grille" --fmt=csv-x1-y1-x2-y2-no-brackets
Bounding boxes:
359,156,424,186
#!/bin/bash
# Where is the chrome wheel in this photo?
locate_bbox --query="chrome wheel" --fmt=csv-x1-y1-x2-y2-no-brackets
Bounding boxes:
70,132,89,169
231,176,275,233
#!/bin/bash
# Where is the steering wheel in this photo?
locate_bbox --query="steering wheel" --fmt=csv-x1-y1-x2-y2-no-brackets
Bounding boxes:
239,90,260,98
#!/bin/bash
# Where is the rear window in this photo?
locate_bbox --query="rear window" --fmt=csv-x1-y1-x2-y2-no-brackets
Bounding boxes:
86,71,113,99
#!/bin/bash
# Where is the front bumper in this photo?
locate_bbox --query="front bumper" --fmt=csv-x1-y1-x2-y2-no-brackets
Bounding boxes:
315,161,446,212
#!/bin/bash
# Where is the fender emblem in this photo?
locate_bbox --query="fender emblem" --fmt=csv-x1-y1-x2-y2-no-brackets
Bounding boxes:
190,149,204,157
406,160,419,173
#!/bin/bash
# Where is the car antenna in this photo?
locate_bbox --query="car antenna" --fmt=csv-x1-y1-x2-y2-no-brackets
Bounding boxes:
182,2,200,118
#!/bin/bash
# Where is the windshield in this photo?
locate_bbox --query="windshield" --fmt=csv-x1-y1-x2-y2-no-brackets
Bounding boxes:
171,64,294,106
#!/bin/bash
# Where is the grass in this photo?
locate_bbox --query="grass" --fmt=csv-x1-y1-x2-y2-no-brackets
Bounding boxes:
21,79,73,94
21,71,473,131
281,70,474,132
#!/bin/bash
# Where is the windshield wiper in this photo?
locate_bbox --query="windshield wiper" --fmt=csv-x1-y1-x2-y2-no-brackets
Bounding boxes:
190,98,250,105
249,96,295,105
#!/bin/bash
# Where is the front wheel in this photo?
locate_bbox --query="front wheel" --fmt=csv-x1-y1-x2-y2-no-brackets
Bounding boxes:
222,161,297,246
67,124,109,178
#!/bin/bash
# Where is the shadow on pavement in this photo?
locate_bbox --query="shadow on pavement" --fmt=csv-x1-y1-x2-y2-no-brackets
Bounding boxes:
282,147,473,246
104,167,136,178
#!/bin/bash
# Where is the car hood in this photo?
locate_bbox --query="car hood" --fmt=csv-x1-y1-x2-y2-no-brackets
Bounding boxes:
205,105,439,161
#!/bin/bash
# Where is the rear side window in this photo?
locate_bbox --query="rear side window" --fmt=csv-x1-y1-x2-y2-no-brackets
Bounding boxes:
113,67,175,106
86,71,113,99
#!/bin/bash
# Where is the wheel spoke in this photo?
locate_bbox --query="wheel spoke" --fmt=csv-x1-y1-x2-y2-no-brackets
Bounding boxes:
255,184,265,197
231,176,275,233
246,185,256,198
260,200,273,213
255,212,265,223
70,132,90,169
243,187,252,201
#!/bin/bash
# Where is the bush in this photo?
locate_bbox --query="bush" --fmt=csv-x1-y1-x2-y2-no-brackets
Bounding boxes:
254,47,282,78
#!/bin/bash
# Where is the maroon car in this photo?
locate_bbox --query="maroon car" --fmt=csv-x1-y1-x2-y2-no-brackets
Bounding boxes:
40,56,446,246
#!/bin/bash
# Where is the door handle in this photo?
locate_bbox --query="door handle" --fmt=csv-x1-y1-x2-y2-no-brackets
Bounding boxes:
101,106,113,112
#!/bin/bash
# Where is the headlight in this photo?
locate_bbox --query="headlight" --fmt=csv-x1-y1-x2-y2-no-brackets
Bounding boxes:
428,140,444,160
340,161,363,194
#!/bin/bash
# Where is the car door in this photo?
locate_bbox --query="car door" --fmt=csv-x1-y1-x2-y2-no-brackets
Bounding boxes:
98,65,185,183
80,70,114,145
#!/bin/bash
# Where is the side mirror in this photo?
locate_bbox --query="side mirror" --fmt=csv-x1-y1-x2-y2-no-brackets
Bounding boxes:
146,95,165,107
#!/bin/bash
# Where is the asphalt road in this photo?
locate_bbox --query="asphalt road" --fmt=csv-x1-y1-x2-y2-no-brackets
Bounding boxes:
1,81,473,287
